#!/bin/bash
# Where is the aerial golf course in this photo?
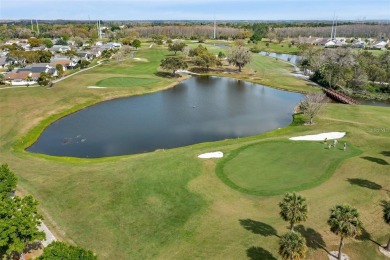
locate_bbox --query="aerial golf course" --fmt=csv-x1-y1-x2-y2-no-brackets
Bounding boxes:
1,42,389,259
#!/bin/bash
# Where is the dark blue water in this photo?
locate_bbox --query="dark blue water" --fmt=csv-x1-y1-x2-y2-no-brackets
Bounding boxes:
27,76,303,158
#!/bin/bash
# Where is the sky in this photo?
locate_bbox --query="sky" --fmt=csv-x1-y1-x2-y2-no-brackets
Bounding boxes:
0,0,389,21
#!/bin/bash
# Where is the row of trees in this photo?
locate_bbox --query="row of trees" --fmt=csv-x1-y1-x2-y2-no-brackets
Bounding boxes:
275,24,390,39
277,192,390,260
300,45,390,95
160,40,252,75
0,163,96,259
6,50,52,65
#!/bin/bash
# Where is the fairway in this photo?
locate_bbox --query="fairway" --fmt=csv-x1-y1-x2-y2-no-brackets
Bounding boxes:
96,77,160,87
218,140,361,196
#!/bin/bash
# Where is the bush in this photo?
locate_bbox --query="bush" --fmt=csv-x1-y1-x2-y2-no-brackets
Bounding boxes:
38,242,96,260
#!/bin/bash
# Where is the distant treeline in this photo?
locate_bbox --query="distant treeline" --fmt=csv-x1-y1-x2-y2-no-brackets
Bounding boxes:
275,24,390,38
125,26,247,39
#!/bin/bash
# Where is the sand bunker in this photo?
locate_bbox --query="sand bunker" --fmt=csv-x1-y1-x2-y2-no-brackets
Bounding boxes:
289,132,346,141
133,58,148,62
198,151,224,159
87,86,107,89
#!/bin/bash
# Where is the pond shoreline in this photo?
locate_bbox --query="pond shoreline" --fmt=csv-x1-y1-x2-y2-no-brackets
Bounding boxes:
26,76,303,158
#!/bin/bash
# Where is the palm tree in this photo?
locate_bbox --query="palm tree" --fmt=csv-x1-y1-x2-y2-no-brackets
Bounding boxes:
383,200,390,251
328,204,362,260
279,231,307,260
279,193,308,231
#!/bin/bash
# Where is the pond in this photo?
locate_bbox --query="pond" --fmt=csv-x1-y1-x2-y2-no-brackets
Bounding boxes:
259,51,302,65
27,76,303,158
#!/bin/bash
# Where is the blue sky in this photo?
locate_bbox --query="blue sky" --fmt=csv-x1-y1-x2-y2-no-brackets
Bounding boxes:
1,0,389,20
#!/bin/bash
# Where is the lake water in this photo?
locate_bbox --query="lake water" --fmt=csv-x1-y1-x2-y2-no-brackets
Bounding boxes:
259,51,302,64
27,76,303,158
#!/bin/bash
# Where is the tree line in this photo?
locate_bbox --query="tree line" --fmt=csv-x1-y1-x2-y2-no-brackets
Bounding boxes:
275,24,390,39
159,40,252,75
299,44,390,98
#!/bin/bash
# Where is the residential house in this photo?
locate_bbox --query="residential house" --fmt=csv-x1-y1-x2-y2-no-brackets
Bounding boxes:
31,46,48,51
50,57,78,70
5,39,27,45
49,45,72,54
4,71,40,85
371,40,389,50
76,51,94,61
5,63,58,85
19,43,31,50
351,40,366,48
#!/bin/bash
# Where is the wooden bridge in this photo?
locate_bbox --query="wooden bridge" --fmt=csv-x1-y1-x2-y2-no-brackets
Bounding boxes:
321,87,359,105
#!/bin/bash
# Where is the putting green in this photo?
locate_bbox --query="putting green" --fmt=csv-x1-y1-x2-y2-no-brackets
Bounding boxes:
96,77,160,87
217,140,361,196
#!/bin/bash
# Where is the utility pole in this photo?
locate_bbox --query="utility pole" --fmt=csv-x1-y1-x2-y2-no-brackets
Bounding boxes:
36,19,40,35
330,13,335,39
213,16,216,39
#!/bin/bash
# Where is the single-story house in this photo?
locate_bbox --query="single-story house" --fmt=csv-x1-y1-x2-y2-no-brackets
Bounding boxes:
49,45,72,53
76,51,94,61
324,40,336,48
4,71,40,85
371,40,389,50
50,58,78,70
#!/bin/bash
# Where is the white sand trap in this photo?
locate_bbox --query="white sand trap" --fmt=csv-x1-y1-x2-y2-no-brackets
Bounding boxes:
289,132,346,141
198,151,223,159
133,58,148,62
87,86,106,89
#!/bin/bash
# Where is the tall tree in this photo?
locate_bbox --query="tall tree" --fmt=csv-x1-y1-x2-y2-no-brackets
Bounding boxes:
194,52,217,71
328,204,363,260
132,39,141,50
279,193,308,231
38,241,96,260
27,38,42,47
227,43,252,72
279,231,307,260
0,164,17,198
0,196,45,258
168,41,186,55
160,56,188,75
383,200,390,251
37,72,51,87
55,64,64,78
42,39,54,48
298,92,326,125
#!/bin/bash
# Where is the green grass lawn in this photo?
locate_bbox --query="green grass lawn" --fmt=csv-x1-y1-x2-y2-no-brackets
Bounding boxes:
249,39,300,55
1,41,390,259
218,140,361,196
96,77,160,88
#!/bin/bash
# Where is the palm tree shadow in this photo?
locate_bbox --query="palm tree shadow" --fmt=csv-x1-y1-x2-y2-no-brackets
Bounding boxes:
356,227,372,241
295,225,326,250
380,151,390,157
361,156,389,165
347,178,382,190
246,246,276,260
239,219,278,237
